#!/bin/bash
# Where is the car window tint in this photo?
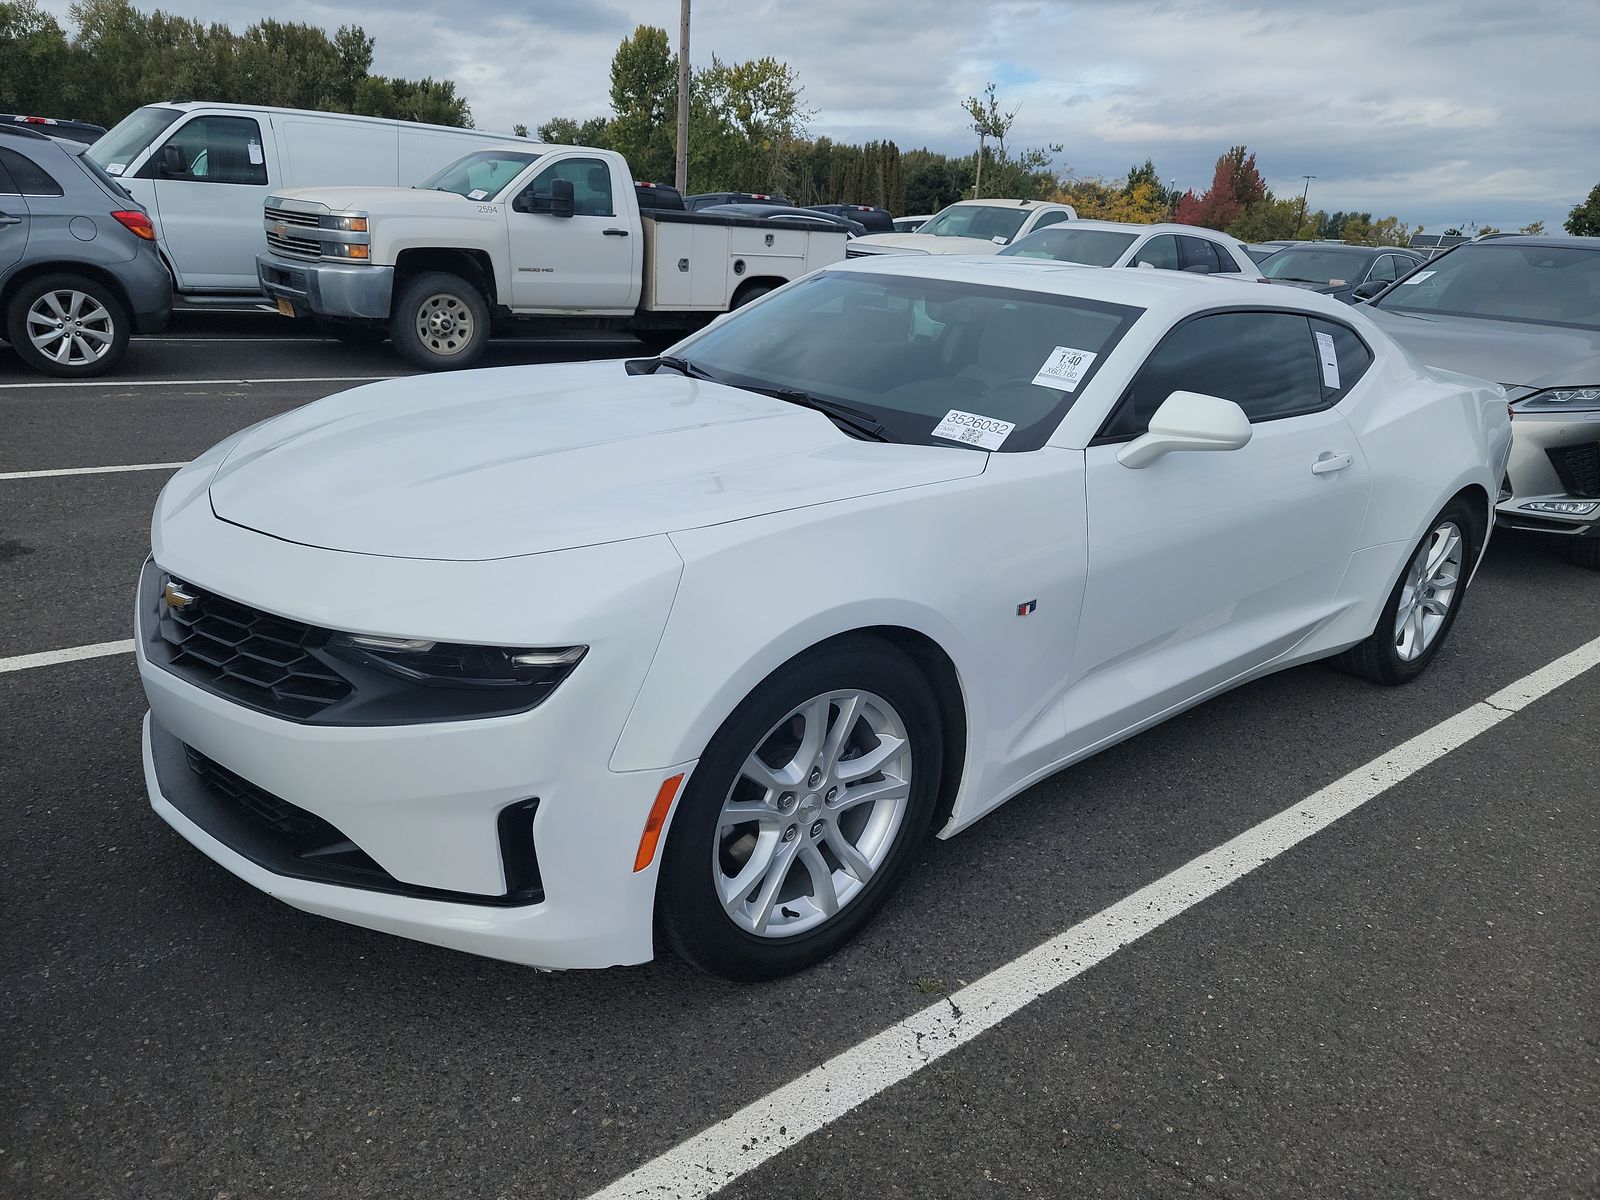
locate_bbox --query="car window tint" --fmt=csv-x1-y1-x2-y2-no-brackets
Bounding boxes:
1179,236,1225,274
0,147,63,196
528,156,613,216
157,116,267,185
0,152,17,194
1104,311,1326,437
1131,234,1179,271
1310,318,1373,396
1368,255,1400,283
1032,210,1071,231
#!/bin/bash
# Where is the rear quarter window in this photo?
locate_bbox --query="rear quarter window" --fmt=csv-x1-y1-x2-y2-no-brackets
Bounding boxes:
1310,318,1374,398
0,147,64,196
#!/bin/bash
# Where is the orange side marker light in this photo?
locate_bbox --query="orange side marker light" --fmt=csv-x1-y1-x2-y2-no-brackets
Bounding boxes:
632,774,685,873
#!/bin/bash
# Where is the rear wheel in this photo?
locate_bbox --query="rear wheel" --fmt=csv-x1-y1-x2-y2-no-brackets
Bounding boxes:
6,273,130,377
1333,497,1478,685
657,638,943,981
388,271,489,370
730,283,774,309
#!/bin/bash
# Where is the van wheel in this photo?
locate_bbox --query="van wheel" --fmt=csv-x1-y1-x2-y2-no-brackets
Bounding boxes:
6,273,130,377
389,272,488,370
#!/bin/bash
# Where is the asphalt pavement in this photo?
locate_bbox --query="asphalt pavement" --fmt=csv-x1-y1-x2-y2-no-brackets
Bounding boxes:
2,313,1595,1200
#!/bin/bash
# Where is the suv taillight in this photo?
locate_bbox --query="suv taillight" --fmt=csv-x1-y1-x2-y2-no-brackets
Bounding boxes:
112,210,155,240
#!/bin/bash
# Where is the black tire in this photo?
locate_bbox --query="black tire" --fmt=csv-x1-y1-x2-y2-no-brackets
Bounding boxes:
658,636,945,981
316,319,388,345
1565,538,1600,572
388,271,489,370
1332,496,1481,685
730,283,774,309
6,272,130,377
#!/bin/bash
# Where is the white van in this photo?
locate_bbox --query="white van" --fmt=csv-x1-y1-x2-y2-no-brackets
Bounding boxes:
87,102,526,302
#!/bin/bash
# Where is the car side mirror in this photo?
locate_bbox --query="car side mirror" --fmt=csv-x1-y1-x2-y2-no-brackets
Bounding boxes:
158,144,185,177
1353,280,1387,300
1117,391,1252,469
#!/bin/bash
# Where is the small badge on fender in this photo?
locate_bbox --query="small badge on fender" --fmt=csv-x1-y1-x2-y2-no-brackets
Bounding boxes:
1017,599,1037,616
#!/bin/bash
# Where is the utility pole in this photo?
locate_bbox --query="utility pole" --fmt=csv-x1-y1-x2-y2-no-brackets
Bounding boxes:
674,0,691,193
1298,174,1316,236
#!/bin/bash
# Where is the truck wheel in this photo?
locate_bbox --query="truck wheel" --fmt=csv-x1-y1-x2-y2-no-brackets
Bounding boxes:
389,272,488,370
730,283,774,310
6,273,130,377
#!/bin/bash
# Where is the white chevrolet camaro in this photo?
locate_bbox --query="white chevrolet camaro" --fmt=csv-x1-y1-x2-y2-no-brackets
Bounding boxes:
136,258,1511,980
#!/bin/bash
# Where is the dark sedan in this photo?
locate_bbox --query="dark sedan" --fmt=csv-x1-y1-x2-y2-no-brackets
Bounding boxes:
1258,243,1426,303
694,203,868,237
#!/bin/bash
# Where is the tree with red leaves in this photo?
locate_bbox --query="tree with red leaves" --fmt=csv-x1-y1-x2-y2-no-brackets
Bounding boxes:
1173,145,1269,231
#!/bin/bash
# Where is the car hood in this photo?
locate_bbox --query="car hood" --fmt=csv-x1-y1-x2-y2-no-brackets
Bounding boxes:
848,232,1006,256
1363,307,1600,388
206,361,985,561
270,186,487,216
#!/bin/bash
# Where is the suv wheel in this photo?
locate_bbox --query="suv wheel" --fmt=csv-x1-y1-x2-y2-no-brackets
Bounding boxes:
389,271,489,370
6,273,130,377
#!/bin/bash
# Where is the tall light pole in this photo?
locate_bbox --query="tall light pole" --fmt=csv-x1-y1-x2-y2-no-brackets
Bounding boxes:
674,0,691,192
1298,174,1316,236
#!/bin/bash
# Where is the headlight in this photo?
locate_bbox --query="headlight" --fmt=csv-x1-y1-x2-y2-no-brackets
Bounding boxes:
326,242,371,260
326,213,368,233
1515,386,1600,412
331,633,586,703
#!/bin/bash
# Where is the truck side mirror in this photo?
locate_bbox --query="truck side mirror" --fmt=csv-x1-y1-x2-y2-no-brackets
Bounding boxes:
548,179,575,218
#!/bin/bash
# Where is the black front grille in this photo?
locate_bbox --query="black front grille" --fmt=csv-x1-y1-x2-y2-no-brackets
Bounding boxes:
154,574,352,720
1548,442,1600,499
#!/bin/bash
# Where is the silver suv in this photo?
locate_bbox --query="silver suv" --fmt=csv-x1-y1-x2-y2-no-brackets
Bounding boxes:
0,125,171,376
1363,235,1600,570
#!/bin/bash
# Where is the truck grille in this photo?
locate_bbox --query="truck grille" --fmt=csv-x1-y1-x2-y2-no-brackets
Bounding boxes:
265,205,325,259
268,206,321,228
265,228,324,260
1547,442,1600,499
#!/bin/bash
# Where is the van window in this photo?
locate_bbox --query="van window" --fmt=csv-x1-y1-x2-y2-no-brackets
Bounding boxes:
88,105,183,175
526,157,614,217
150,116,267,186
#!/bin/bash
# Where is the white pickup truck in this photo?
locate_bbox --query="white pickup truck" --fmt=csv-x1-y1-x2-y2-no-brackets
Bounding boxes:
256,143,848,369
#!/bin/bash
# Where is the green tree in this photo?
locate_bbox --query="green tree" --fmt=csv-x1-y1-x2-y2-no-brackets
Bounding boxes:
0,1,75,115
1519,220,1545,235
1227,196,1309,241
538,115,611,147
1565,184,1600,235
604,25,677,184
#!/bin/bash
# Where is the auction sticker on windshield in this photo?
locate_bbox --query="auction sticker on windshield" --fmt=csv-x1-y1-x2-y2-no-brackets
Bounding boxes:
1402,270,1436,285
933,410,1015,450
1031,346,1099,391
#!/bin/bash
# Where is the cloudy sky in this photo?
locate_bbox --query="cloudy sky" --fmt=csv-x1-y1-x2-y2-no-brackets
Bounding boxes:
45,0,1600,230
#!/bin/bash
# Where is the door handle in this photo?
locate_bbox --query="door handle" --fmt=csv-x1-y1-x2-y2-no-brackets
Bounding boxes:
0,214,21,226
603,227,630,237
1311,452,1354,476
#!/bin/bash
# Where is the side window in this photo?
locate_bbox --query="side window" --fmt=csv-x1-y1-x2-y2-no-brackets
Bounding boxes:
1178,236,1225,274
1310,318,1373,397
1031,210,1070,232
1102,311,1326,438
0,148,64,196
1130,234,1180,271
153,116,267,185
1367,255,1400,283
525,156,614,217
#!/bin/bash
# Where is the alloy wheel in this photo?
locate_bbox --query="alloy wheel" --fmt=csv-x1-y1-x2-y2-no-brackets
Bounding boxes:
1394,520,1464,661
26,289,115,366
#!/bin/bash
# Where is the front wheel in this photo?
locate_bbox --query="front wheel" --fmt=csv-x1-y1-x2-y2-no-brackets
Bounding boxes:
657,638,944,981
388,271,489,370
1565,538,1600,572
1333,497,1478,685
6,273,130,377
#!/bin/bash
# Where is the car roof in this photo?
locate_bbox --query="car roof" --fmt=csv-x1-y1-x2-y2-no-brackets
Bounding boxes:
1039,220,1244,241
828,252,1363,321
1469,234,1600,249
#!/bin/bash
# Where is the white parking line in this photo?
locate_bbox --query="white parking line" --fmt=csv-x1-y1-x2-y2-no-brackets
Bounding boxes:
0,375,395,390
0,640,135,674
586,633,1600,1200
0,462,187,481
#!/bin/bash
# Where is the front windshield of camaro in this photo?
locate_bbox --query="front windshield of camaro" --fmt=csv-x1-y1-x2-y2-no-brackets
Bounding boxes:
1000,228,1138,266
86,105,182,173
1374,243,1600,330
677,271,1141,452
1259,248,1369,285
915,204,1031,243
417,150,540,197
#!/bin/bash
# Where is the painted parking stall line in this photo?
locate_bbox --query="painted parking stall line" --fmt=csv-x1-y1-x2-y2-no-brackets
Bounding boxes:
0,462,187,481
0,640,135,674
586,633,1600,1200
0,375,397,391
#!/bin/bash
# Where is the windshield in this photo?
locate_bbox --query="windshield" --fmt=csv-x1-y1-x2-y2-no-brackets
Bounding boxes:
87,105,182,175
674,270,1141,452
417,150,541,198
999,228,1138,266
1258,248,1369,285
914,204,1031,244
1373,243,1600,330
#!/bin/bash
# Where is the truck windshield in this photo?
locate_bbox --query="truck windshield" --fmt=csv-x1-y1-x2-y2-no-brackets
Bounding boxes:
672,270,1141,453
87,105,183,175
915,205,1031,243
418,150,541,198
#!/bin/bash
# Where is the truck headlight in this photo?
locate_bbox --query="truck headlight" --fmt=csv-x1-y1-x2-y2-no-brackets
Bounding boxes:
1515,386,1600,413
327,214,368,233
327,242,371,260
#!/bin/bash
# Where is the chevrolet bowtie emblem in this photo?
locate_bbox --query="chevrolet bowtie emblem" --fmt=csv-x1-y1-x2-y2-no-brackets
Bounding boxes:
273,222,287,236
163,580,196,610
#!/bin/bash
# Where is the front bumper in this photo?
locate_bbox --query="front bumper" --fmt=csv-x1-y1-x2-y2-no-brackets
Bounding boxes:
1497,408,1600,539
256,251,394,320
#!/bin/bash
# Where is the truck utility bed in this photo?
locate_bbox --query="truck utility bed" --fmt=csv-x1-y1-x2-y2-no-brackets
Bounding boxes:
640,209,848,311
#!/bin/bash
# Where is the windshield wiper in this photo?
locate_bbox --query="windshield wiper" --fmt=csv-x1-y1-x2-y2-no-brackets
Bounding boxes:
1275,276,1328,284
624,353,718,380
740,384,892,442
